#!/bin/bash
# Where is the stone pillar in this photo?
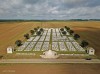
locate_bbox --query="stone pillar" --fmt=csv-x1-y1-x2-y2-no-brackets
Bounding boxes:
7,46,13,53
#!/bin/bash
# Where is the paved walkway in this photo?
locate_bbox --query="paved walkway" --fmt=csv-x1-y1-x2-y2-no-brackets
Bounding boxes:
0,59,100,63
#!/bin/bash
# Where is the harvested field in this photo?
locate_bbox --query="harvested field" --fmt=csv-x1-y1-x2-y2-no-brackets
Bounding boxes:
0,64,100,74
0,21,100,57
0,22,41,54
0,21,100,74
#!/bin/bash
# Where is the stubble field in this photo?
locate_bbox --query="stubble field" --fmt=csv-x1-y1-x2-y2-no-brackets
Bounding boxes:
0,21,100,74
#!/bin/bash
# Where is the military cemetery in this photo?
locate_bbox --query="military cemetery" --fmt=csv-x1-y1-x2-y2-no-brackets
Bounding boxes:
7,26,95,59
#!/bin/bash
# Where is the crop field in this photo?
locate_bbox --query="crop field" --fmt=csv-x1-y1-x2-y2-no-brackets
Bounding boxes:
0,21,100,74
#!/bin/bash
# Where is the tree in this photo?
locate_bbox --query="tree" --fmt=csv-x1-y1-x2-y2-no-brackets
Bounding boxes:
34,28,38,32
64,26,67,29
60,28,64,31
80,40,89,48
69,30,74,35
62,31,66,35
15,40,22,46
24,33,30,39
65,26,70,31
40,28,44,32
36,31,41,36
74,34,80,40
30,30,34,35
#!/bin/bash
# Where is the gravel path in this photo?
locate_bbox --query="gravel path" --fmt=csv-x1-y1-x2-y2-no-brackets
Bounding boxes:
0,59,100,63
